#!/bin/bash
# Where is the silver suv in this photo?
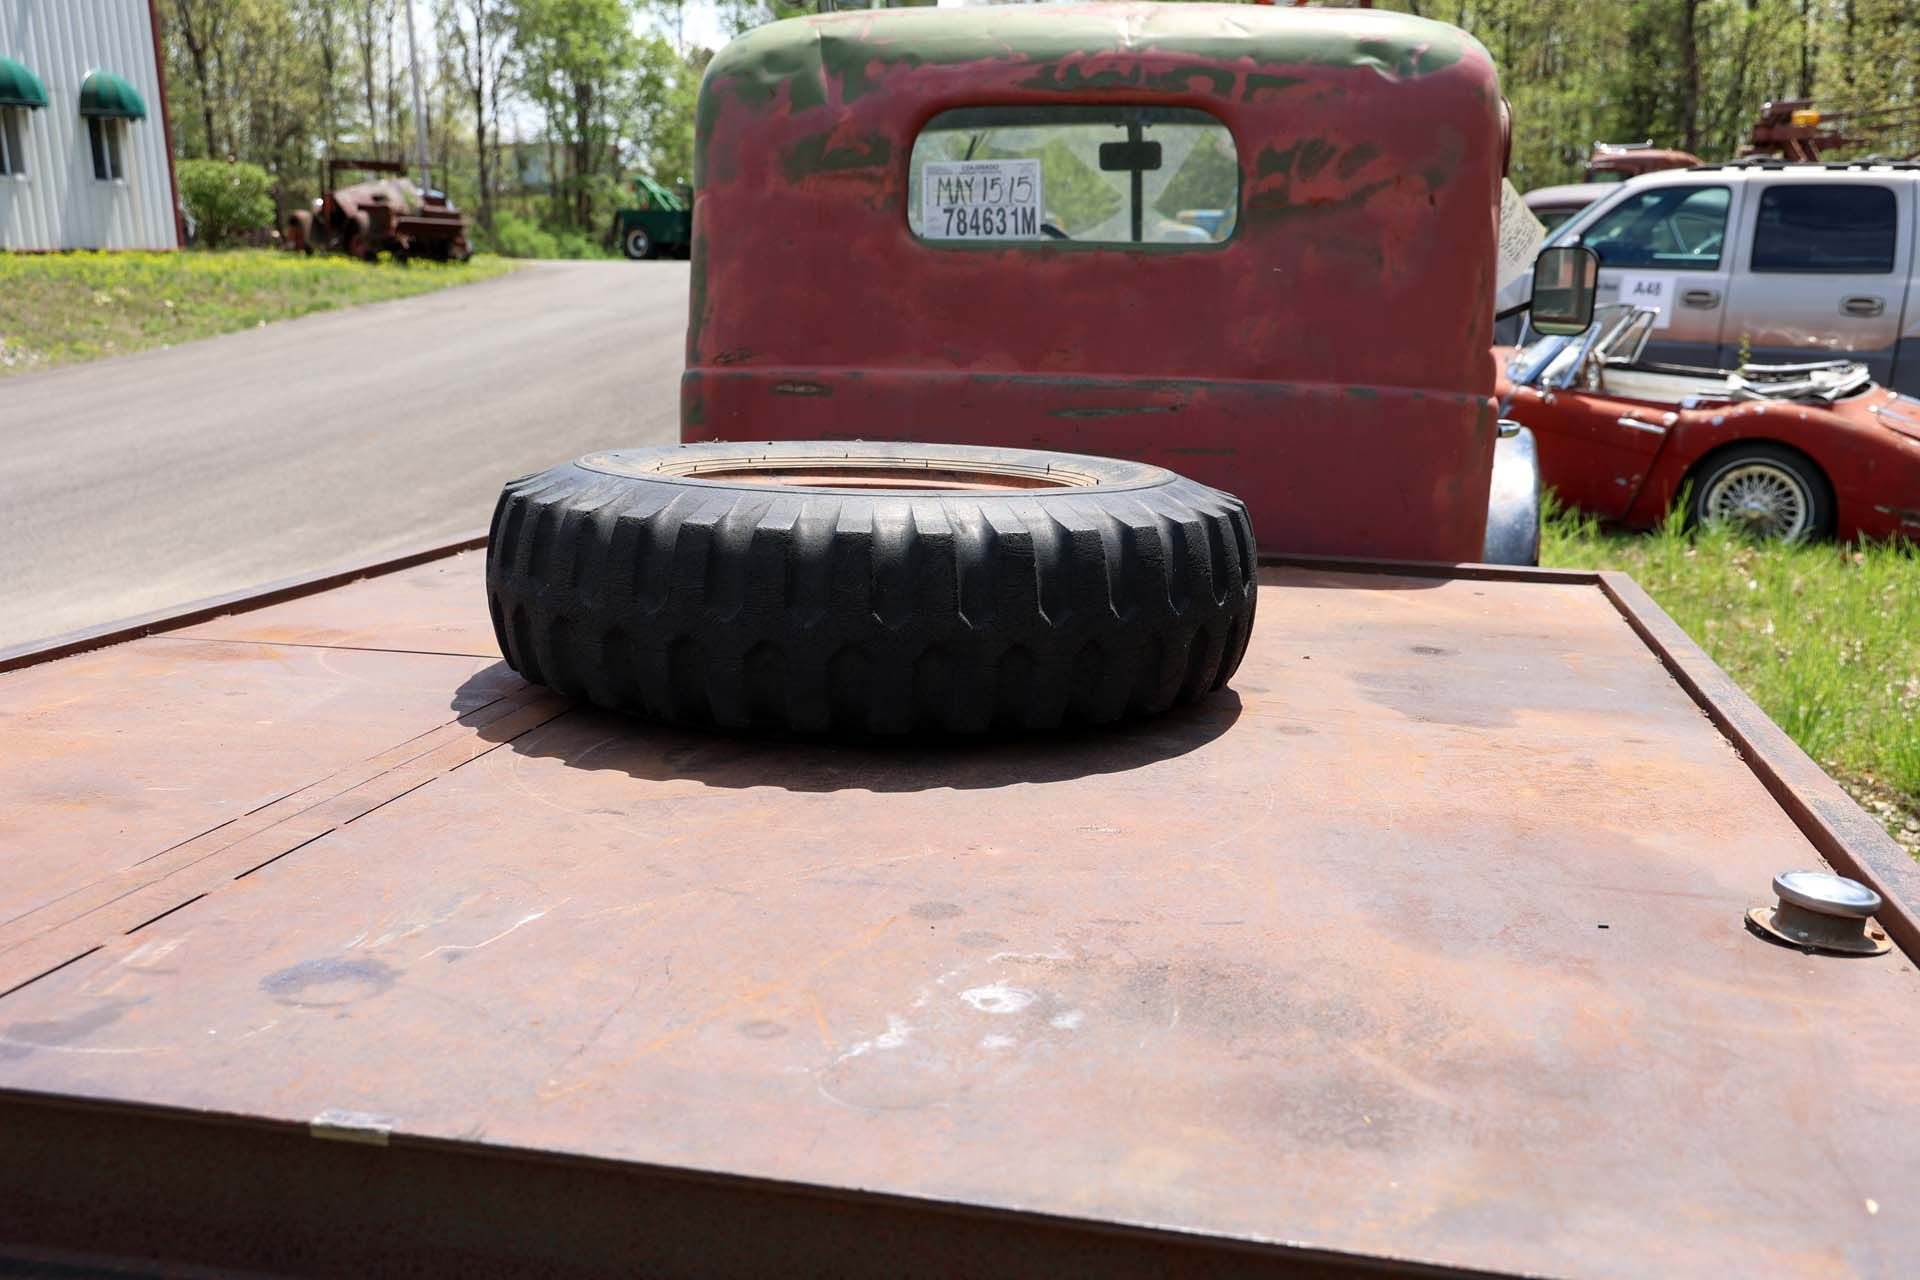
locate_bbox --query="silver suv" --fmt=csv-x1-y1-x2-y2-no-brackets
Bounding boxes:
1502,162,1920,394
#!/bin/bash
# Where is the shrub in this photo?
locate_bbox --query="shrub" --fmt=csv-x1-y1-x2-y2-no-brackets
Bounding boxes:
487,212,560,259
178,159,276,249
548,228,610,260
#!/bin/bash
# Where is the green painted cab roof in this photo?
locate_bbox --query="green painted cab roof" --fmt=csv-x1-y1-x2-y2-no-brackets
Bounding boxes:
707,1,1483,92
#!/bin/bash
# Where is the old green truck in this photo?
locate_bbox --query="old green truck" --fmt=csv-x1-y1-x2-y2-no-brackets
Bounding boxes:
612,174,692,260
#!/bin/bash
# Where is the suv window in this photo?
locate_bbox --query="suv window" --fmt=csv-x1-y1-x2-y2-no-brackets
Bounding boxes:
1578,185,1729,270
1751,184,1897,273
908,106,1237,247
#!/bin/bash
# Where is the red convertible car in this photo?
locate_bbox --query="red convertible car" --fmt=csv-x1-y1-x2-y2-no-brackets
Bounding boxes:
1498,306,1920,541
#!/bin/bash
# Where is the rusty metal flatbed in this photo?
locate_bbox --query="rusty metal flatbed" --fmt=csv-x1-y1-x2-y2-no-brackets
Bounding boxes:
3,543,1918,1278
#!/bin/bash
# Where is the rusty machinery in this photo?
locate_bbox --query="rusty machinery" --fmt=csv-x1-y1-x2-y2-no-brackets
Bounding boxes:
1744,98,1920,163
286,159,472,262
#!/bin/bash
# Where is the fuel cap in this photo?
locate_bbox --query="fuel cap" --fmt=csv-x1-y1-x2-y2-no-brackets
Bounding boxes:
1747,870,1890,956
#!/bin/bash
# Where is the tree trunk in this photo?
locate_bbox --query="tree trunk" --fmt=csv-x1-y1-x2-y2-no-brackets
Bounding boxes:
315,4,337,167
573,82,594,230
172,0,221,158
385,7,400,162
1679,0,1702,153
474,2,492,232
1798,0,1814,98
359,2,380,154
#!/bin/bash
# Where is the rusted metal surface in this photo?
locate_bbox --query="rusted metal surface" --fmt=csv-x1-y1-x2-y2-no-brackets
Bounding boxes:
0,531,490,675
1743,99,1920,164
3,550,1918,1277
291,159,472,261
682,4,1506,562
1597,571,1920,961
170,547,502,658
0,630,524,945
1582,141,1700,181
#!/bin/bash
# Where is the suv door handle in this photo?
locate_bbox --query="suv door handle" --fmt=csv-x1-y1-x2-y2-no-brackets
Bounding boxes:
1681,288,1721,308
1842,295,1885,317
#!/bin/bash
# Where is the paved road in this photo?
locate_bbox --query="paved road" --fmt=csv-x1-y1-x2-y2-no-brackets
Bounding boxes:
0,261,686,650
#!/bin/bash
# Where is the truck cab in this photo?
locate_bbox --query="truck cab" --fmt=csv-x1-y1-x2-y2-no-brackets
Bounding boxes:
682,3,1519,563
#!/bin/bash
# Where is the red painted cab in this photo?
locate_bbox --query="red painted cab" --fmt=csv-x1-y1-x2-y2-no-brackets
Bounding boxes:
682,3,1509,562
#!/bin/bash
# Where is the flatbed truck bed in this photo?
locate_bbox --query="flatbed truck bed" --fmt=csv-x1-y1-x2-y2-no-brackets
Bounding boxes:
3,542,1918,1278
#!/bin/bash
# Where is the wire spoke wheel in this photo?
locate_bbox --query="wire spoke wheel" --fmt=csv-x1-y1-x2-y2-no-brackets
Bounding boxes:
1703,462,1810,541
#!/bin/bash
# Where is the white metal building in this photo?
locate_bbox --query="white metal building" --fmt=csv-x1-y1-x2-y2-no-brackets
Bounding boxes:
1,0,180,251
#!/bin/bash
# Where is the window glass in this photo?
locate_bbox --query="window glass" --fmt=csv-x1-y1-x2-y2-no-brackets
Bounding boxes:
1751,184,1896,273
1578,185,1729,270
0,109,21,177
908,106,1237,246
89,117,124,182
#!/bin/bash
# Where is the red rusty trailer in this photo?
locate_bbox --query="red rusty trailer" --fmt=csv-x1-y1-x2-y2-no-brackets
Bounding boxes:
3,7,1915,1275
2,538,1918,1278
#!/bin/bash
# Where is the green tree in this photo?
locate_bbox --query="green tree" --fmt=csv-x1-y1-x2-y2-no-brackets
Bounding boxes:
439,0,516,232
516,0,643,230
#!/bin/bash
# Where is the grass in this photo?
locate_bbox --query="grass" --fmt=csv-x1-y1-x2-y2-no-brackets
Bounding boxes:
0,249,520,376
1542,498,1920,856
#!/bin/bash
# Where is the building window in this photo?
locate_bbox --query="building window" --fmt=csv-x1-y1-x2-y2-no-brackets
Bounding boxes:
0,108,23,178
89,116,125,182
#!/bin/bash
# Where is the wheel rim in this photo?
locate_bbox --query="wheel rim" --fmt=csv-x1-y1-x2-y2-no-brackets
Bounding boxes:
585,450,1113,491
627,230,649,256
1703,462,1811,540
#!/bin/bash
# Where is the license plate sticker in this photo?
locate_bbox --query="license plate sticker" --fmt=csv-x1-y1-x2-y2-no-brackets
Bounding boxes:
921,159,1043,240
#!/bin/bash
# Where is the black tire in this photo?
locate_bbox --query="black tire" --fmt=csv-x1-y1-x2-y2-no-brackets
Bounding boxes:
486,442,1258,736
622,227,653,260
348,212,378,262
287,210,314,255
1688,442,1834,542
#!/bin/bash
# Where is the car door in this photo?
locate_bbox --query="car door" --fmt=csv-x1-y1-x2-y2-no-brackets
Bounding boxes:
1528,387,1672,521
1718,179,1910,384
1576,182,1738,367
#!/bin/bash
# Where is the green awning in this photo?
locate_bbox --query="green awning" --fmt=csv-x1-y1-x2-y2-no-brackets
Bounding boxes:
78,70,146,120
0,57,47,110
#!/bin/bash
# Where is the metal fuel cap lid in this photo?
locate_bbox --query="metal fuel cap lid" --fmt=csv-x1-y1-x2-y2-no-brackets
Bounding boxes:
1747,869,1890,957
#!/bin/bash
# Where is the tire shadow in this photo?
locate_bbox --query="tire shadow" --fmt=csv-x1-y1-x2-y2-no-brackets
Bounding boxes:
453,663,1242,794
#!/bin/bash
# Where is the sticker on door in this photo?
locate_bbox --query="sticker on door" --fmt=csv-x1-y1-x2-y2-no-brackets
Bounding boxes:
1614,273,1678,330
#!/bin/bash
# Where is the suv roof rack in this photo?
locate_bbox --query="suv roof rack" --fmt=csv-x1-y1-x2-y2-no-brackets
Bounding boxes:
1689,158,1920,172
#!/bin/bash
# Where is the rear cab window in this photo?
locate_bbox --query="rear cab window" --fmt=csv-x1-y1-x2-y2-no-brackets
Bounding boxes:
1578,185,1730,270
908,106,1238,247
1750,184,1897,273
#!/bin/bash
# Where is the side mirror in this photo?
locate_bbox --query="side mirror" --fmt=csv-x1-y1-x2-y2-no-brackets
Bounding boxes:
1529,245,1599,335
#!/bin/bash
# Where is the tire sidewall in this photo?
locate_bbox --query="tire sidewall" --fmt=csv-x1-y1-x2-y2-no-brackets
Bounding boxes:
1691,446,1832,541
624,228,652,260
486,442,1257,735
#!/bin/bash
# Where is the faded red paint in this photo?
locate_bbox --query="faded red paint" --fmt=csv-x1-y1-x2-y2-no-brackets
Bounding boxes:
1495,351,1920,540
682,4,1507,562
